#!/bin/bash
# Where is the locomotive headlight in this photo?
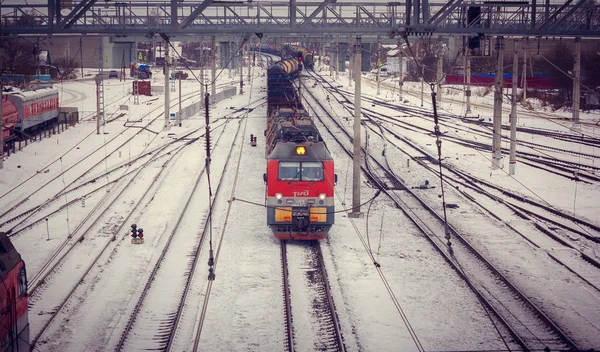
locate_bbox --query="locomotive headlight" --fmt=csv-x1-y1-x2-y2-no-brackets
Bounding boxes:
319,193,326,200
276,193,283,200
295,146,306,155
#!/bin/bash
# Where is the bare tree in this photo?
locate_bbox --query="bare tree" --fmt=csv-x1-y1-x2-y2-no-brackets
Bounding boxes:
0,38,37,74
54,57,79,80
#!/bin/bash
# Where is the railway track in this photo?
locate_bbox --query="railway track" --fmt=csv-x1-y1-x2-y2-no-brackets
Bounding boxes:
302,73,581,351
29,127,204,350
0,86,210,226
364,75,600,138
362,120,600,291
114,117,244,351
281,240,346,352
319,79,600,183
28,97,266,350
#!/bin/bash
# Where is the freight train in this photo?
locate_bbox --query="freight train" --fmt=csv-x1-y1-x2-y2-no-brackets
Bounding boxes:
253,43,315,69
264,59,335,240
0,232,29,352
2,86,60,144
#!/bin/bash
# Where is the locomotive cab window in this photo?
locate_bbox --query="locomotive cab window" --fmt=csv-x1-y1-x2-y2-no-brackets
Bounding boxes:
18,266,27,297
301,162,324,181
278,162,301,181
278,162,323,181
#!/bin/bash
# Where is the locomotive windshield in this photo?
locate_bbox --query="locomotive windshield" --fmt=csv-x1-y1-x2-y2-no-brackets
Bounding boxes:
301,162,324,181
278,161,323,181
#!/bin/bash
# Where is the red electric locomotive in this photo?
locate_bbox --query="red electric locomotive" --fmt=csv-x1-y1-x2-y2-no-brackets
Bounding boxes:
0,232,29,351
264,59,336,240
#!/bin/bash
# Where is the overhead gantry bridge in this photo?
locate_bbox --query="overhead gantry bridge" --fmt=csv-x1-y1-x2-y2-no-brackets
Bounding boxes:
0,0,599,38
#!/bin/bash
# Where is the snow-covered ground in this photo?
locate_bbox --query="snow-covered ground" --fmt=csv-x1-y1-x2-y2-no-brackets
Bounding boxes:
1,59,599,351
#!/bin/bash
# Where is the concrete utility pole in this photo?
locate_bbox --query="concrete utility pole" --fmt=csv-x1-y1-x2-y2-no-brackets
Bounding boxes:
509,40,519,175
247,43,251,82
376,36,381,95
0,78,3,170
399,41,403,102
329,38,334,77
350,36,363,218
572,37,581,125
211,36,216,104
348,40,353,88
164,40,170,128
96,37,105,135
240,40,244,95
420,67,424,107
464,41,472,114
228,40,233,79
200,46,205,106
492,36,505,170
335,35,339,80
436,41,444,105
178,76,182,127
521,40,527,100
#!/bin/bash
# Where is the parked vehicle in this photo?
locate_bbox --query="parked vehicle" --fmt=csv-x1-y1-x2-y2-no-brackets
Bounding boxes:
108,70,118,78
171,71,188,80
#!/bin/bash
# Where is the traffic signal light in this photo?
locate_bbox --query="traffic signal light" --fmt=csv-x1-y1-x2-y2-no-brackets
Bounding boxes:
131,224,138,238
467,6,481,26
468,36,480,49
297,51,303,62
137,228,144,238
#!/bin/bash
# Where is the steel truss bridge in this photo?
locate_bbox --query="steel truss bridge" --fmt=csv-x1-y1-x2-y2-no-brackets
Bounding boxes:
0,0,599,39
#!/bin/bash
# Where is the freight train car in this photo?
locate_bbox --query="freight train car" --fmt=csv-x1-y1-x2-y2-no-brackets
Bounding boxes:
266,59,301,117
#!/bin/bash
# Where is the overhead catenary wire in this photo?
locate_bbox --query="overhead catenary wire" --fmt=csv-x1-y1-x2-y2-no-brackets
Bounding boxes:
400,34,600,239
193,39,261,350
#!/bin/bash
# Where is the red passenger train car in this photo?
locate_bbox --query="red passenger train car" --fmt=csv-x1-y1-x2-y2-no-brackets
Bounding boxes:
0,232,29,351
2,87,59,143
264,59,336,240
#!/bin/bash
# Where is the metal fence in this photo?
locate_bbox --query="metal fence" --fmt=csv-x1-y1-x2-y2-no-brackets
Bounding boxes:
174,87,237,121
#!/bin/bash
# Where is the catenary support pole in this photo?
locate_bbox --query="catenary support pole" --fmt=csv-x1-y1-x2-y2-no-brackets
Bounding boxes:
329,38,334,77
509,39,518,175
350,36,362,218
348,38,353,88
572,37,581,125
240,40,244,95
465,39,472,114
200,44,205,107
211,36,216,105
335,35,339,80
492,36,504,169
376,36,381,95
522,40,527,100
164,39,170,128
437,41,444,105
178,76,182,127
399,41,404,102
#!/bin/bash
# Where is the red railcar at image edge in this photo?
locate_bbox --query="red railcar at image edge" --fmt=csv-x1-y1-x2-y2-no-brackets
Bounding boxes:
0,232,29,352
